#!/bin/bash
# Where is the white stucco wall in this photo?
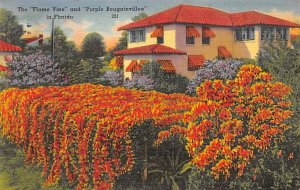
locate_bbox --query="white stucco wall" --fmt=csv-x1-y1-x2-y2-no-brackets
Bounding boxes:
123,54,195,80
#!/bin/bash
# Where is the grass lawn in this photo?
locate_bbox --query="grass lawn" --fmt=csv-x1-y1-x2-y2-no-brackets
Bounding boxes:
0,135,64,190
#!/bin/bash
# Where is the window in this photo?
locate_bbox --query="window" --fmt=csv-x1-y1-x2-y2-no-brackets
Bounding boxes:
261,27,273,40
276,28,288,40
235,27,255,41
186,37,195,44
157,37,164,44
186,26,200,44
202,37,210,44
129,29,145,42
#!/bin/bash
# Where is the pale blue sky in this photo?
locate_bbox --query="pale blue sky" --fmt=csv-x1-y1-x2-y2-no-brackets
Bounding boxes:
0,0,299,49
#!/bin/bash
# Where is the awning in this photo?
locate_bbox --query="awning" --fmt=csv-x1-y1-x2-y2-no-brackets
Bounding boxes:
125,60,138,72
151,26,164,38
188,55,205,71
134,60,149,72
156,60,176,73
202,27,216,38
0,65,9,72
125,60,149,72
186,26,201,37
218,46,232,58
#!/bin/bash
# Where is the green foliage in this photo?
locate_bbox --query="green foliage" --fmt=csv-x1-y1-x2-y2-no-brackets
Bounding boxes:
292,35,300,49
131,12,148,22
139,61,190,94
0,135,64,190
147,139,191,190
257,39,300,127
0,8,24,46
81,32,106,58
114,121,191,190
68,58,104,84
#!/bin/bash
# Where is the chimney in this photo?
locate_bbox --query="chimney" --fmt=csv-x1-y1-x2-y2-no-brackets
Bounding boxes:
39,34,43,45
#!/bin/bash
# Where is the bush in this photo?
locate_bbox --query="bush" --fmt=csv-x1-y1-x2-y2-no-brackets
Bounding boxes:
134,61,190,94
187,59,244,95
123,74,155,91
258,39,300,128
7,52,66,87
101,70,123,86
157,64,294,183
68,59,103,84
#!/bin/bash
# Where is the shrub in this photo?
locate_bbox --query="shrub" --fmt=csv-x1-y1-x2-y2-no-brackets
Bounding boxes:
101,70,123,86
7,52,66,87
258,39,300,128
67,59,103,84
138,61,190,94
123,73,155,91
187,59,244,95
157,64,293,181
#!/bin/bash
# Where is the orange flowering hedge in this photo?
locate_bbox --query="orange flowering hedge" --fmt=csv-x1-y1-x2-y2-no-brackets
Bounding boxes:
157,65,293,180
0,84,197,189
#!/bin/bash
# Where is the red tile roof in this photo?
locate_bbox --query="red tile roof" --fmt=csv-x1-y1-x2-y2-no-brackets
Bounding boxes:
230,11,299,27
0,40,22,52
218,46,232,58
114,44,186,55
151,26,164,37
0,65,9,72
188,55,205,71
118,4,300,30
202,27,216,38
157,60,176,73
24,35,43,45
186,26,201,37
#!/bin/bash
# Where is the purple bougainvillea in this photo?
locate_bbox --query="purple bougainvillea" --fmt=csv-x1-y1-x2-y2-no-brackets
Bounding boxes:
7,52,66,87
187,59,244,94
123,73,155,90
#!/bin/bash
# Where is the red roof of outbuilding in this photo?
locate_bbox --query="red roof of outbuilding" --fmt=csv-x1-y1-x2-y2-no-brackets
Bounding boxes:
118,4,300,30
0,40,22,52
114,44,186,55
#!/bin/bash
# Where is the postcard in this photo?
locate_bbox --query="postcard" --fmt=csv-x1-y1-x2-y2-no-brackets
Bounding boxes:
0,0,299,189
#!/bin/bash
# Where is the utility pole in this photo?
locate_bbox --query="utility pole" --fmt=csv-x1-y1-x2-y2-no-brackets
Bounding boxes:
52,19,55,63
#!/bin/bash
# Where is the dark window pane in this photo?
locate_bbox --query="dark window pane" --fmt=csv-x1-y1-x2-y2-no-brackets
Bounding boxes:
157,37,164,44
186,37,195,44
202,37,210,44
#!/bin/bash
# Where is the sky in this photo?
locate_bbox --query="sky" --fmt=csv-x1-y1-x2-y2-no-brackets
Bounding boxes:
0,0,299,50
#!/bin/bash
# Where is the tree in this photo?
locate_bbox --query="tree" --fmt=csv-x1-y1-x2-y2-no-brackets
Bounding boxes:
43,26,80,84
0,8,24,46
81,32,105,58
258,39,300,128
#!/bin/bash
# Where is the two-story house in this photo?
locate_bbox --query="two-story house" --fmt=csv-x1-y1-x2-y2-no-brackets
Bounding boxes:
114,4,299,79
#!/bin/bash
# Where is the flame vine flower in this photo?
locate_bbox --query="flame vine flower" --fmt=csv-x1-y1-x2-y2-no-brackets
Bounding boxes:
157,64,293,180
